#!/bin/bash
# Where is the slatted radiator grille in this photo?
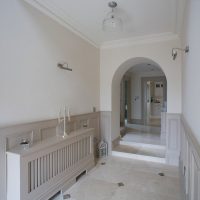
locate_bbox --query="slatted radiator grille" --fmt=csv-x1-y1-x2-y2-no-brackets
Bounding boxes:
27,135,91,194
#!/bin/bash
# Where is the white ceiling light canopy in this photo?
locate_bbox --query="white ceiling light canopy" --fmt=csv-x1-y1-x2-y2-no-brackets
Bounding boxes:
102,1,123,32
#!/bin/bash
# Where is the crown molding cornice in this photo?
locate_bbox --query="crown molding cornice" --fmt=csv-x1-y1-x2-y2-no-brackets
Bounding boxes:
23,0,99,48
23,0,180,50
100,33,180,49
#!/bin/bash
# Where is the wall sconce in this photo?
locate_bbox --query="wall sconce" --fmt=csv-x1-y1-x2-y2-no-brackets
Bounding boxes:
57,62,72,71
172,46,189,60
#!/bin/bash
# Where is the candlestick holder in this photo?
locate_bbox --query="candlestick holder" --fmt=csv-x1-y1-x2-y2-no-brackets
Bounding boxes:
56,107,70,138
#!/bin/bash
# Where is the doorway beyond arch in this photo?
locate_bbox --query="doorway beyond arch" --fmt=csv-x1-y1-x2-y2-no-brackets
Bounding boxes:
111,57,167,156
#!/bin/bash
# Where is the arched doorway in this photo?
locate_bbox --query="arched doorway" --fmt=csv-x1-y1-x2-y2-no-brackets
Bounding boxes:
111,57,167,161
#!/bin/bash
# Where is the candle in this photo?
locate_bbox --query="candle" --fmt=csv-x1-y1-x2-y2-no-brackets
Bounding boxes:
31,131,34,145
67,107,71,121
58,108,61,123
64,106,66,116
64,106,66,135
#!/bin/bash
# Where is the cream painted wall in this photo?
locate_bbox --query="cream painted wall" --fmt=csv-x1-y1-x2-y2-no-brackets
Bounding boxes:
100,39,182,141
130,70,164,119
100,39,182,112
0,0,100,127
181,0,200,144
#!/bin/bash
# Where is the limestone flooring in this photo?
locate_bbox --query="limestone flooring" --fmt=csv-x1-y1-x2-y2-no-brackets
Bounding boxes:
62,156,181,200
123,123,164,145
113,141,166,158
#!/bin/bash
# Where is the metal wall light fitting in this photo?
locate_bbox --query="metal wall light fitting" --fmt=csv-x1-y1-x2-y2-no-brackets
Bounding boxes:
172,45,189,60
57,62,72,71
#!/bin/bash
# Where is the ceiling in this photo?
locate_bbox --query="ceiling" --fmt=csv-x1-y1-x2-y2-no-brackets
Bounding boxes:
25,0,185,47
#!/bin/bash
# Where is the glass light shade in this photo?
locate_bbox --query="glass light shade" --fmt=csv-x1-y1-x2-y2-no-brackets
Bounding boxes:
102,11,123,32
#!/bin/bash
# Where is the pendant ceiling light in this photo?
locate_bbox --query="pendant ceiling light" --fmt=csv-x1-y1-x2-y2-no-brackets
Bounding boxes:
102,1,123,32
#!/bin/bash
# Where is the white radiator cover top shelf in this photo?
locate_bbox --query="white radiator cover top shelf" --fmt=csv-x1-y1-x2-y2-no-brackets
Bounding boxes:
7,128,94,156
7,128,95,200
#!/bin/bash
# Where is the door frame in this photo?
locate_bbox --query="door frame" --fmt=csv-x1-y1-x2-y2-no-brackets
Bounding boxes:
141,76,167,123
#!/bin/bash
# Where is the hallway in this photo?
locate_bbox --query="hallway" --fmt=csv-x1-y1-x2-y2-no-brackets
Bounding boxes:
1,0,200,199
61,156,181,200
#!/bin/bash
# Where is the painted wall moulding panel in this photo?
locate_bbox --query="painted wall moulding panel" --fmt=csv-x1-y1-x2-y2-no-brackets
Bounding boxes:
166,113,181,166
180,115,200,200
100,111,112,155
